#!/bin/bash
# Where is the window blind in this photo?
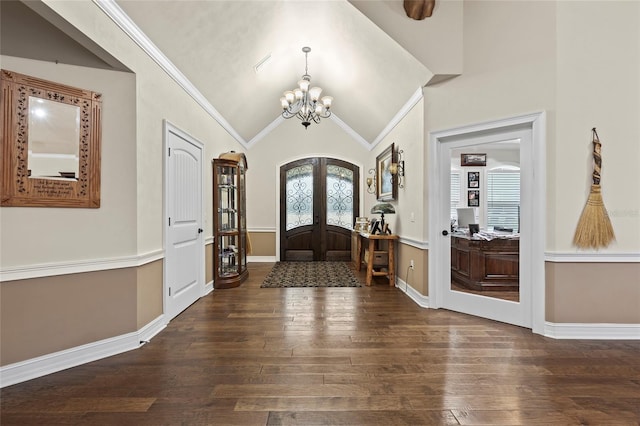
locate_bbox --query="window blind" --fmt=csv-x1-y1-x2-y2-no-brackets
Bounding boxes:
487,171,520,231
450,172,461,220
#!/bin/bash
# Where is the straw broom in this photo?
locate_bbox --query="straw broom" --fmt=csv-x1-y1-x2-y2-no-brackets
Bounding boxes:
573,128,615,249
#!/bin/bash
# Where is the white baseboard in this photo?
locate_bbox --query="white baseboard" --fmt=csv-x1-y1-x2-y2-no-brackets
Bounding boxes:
544,322,640,340
204,280,214,295
396,277,430,308
0,315,166,388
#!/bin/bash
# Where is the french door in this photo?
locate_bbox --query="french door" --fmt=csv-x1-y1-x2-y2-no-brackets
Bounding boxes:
280,158,359,261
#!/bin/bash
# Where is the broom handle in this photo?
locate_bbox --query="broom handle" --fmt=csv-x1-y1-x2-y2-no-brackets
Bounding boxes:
592,128,601,185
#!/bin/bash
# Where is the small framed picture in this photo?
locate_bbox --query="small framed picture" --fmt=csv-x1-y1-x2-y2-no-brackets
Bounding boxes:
370,219,381,234
468,190,480,207
376,143,397,201
461,153,487,167
467,171,479,188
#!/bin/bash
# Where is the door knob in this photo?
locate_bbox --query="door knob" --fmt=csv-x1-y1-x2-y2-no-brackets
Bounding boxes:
198,228,203,234
442,230,449,236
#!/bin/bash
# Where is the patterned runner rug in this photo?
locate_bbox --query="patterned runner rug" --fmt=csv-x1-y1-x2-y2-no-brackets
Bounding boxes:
260,261,362,288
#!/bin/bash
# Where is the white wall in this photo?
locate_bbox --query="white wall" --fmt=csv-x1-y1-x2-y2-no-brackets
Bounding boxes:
245,116,370,231
367,98,425,243
0,56,137,268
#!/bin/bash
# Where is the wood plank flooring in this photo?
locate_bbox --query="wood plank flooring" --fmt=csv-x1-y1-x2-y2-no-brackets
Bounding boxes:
2,262,639,425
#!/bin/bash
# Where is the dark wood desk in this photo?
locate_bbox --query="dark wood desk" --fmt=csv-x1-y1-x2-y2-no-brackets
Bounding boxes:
354,232,398,286
451,234,519,291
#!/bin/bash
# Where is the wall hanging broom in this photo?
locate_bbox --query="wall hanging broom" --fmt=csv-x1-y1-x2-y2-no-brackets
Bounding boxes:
573,128,615,249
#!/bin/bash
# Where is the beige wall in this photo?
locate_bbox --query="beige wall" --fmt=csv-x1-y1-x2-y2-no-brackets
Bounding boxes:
546,262,640,323
136,260,163,329
396,243,428,295
1,269,137,366
248,232,277,257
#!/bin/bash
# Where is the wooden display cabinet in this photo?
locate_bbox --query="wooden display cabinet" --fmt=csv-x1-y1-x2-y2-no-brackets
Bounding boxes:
212,158,248,288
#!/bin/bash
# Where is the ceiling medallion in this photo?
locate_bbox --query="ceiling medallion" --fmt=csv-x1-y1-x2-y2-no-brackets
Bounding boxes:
279,47,333,129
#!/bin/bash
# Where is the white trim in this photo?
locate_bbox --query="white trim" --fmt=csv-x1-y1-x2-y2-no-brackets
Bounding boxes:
545,252,640,263
205,236,214,245
428,111,546,335
93,0,248,148
0,315,165,388
329,114,372,149
371,87,424,148
248,228,277,233
398,236,429,250
246,116,284,148
248,256,277,263
396,277,430,308
544,322,640,340
0,249,164,282
204,280,214,295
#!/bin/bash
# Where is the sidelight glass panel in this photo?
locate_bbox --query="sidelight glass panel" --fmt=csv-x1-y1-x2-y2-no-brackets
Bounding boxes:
326,165,353,230
285,164,314,231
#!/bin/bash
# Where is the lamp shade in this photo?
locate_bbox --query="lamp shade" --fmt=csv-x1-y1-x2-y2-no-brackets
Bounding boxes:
371,203,395,215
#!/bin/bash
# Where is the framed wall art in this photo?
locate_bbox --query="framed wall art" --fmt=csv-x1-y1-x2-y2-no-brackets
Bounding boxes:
467,171,480,188
461,153,486,167
468,190,480,207
376,142,397,201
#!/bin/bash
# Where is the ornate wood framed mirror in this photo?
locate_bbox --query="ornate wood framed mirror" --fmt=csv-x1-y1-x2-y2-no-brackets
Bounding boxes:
1,69,102,207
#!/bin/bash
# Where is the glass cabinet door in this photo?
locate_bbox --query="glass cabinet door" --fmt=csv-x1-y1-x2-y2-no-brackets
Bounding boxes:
213,158,248,288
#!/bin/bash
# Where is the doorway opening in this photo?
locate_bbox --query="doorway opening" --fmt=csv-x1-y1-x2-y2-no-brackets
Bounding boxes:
428,112,546,334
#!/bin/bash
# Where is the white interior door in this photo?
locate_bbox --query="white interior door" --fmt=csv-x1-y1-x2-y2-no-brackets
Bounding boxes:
434,127,533,328
164,121,204,321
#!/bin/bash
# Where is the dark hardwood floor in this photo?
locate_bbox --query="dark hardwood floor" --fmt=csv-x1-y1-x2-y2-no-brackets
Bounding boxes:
2,262,639,425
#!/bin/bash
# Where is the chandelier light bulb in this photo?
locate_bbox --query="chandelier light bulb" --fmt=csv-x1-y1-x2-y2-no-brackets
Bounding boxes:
280,47,333,129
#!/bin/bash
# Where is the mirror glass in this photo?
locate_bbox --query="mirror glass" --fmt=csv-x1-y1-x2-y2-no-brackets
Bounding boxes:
28,96,80,179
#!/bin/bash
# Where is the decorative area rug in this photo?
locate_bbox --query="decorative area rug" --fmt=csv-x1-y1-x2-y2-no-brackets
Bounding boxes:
261,262,362,288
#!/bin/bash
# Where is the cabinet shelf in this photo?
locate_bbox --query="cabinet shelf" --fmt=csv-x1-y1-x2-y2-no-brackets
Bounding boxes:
213,157,248,289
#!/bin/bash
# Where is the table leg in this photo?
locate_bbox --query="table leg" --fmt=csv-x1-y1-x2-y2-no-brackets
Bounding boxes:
366,238,375,286
355,234,362,272
388,239,395,287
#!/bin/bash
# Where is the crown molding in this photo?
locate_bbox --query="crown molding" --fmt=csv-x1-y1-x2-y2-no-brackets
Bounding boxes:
370,86,424,148
93,0,423,151
93,0,248,148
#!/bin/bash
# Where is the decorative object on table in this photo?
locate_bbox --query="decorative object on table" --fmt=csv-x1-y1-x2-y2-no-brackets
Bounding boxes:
389,149,405,188
279,47,333,129
468,224,480,236
371,202,395,232
404,0,436,20
461,153,487,167
467,190,480,207
366,168,377,194
376,143,398,201
573,128,615,249
260,262,361,288
467,171,479,188
354,217,369,232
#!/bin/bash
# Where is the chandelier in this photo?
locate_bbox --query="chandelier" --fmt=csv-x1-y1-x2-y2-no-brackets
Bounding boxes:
280,47,333,129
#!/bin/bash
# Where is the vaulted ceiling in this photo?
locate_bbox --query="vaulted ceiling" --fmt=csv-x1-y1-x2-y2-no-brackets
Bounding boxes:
2,0,435,147
113,0,433,146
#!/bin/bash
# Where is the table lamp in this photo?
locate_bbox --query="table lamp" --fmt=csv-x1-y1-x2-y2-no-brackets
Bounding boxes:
371,203,395,228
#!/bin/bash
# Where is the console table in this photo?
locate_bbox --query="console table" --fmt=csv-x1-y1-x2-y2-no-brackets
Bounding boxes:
354,232,398,286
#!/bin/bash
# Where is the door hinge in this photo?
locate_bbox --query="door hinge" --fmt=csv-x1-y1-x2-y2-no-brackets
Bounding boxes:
169,287,171,296
168,147,171,156
169,217,171,226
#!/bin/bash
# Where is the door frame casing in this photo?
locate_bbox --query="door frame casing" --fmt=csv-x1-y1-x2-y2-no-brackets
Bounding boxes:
163,120,206,323
428,112,546,335
276,155,365,262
